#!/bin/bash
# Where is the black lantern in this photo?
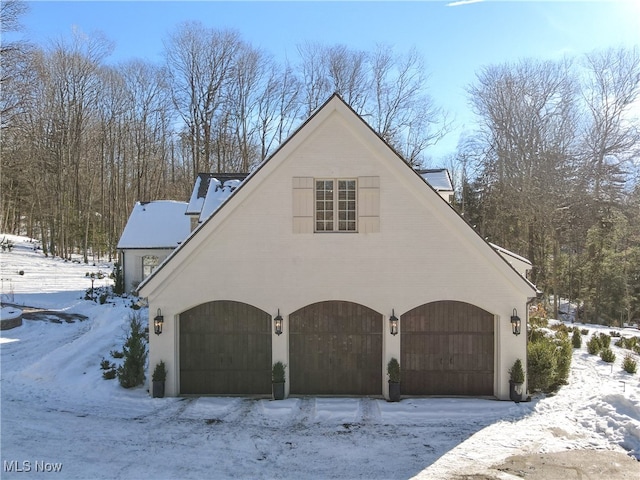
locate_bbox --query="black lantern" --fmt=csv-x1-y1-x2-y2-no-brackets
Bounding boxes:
274,310,283,336
510,308,521,336
154,308,164,335
389,310,399,336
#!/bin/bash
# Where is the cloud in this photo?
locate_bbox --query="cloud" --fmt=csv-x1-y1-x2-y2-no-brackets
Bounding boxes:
447,0,484,7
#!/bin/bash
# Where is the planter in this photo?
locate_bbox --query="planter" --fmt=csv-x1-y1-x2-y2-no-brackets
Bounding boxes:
272,382,285,400
152,380,165,398
388,381,401,402
509,380,524,403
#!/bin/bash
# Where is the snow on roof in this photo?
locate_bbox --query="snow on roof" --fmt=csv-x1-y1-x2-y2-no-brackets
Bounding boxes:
418,169,453,191
490,243,532,266
186,173,248,215
117,201,190,249
198,179,242,223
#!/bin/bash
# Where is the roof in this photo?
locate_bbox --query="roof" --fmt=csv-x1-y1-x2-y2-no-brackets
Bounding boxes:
186,173,248,216
417,169,453,191
117,201,190,249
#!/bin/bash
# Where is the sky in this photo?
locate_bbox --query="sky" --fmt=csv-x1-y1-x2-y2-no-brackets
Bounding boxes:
14,0,640,161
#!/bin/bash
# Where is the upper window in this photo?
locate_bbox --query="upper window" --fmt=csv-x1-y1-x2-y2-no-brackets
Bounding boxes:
315,179,357,232
142,255,159,279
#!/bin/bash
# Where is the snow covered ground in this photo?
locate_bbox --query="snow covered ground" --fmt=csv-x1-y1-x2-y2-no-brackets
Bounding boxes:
1,235,639,479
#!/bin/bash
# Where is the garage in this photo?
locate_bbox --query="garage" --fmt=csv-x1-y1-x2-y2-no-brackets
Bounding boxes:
401,301,494,396
179,300,272,395
289,301,382,395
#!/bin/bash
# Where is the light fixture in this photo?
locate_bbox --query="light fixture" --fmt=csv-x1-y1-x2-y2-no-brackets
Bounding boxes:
154,308,164,335
510,308,521,336
389,310,399,336
274,310,283,336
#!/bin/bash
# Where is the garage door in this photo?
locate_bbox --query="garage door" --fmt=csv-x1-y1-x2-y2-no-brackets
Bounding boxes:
179,301,272,395
290,301,382,395
401,301,494,396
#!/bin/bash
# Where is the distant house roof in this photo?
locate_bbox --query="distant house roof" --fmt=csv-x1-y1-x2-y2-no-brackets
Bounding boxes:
186,173,248,216
117,201,191,249
417,169,453,192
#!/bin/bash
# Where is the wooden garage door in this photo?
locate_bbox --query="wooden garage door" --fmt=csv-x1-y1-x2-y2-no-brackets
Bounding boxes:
179,301,271,395
401,301,494,396
290,301,382,395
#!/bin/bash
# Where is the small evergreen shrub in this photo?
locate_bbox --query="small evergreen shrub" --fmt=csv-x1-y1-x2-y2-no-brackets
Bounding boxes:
100,358,114,370
571,329,582,349
598,333,611,349
387,358,401,383
117,312,148,388
272,361,286,383
110,350,124,359
609,331,621,338
622,355,637,374
112,262,125,295
102,368,117,380
600,348,616,363
527,339,557,393
580,329,589,336
587,335,602,355
152,361,167,382
554,339,572,387
509,359,525,383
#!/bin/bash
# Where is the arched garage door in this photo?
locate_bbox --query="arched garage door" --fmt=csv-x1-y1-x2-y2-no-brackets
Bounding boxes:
179,301,272,395
401,301,494,396
290,301,382,395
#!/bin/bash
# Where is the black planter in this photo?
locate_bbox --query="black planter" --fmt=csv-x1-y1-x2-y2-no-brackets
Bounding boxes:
272,382,285,400
152,381,165,398
388,382,401,402
509,380,524,403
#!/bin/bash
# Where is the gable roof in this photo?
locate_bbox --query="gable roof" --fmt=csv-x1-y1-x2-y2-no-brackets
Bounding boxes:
117,201,190,249
138,94,537,297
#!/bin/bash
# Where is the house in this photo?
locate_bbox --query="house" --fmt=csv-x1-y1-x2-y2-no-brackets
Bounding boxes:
417,168,454,203
117,201,191,293
138,94,537,400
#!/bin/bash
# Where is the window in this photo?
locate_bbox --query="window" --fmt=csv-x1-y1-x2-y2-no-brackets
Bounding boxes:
315,179,357,232
142,255,159,279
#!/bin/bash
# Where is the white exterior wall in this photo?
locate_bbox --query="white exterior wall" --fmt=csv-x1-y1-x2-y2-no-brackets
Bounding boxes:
140,99,535,400
121,248,173,294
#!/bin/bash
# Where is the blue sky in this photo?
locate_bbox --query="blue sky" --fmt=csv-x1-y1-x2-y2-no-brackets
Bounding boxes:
18,0,640,160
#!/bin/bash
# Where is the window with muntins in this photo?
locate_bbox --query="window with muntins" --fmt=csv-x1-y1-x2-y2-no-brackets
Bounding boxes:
142,255,159,279
315,179,357,232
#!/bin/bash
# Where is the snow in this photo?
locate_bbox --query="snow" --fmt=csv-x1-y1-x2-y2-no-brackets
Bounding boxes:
198,178,241,222
2,235,639,478
116,201,191,249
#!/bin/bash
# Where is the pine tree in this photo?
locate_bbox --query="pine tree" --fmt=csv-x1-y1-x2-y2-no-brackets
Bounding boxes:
117,312,148,388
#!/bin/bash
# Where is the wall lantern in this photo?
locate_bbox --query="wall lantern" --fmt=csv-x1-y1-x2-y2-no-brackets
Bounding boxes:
510,308,521,336
389,310,399,336
274,310,283,336
153,308,164,335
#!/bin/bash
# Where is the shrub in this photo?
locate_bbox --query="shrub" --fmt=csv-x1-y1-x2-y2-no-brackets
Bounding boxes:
100,358,114,370
102,368,117,380
600,348,616,363
609,331,621,338
554,339,572,387
387,357,401,383
527,339,557,393
117,312,148,388
586,335,602,355
152,361,167,382
110,350,124,359
580,329,589,336
272,361,286,383
112,262,124,295
622,355,637,374
598,333,611,348
571,329,582,349
509,359,525,383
